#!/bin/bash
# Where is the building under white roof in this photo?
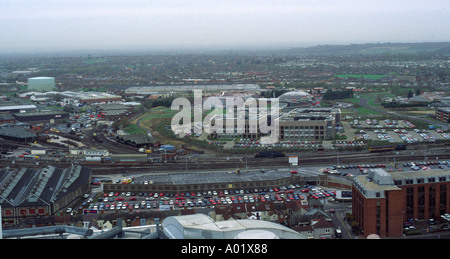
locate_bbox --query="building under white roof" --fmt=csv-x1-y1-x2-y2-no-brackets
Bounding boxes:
161,213,306,239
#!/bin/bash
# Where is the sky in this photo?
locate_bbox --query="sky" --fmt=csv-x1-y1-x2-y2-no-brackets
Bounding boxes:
1,0,450,53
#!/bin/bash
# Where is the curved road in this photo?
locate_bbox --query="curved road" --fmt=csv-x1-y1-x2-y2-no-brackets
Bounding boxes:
358,97,449,130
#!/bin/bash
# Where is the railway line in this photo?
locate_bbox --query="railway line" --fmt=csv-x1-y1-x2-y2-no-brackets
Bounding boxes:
1,147,449,175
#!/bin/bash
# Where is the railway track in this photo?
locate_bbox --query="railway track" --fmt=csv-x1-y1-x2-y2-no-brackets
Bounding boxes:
2,149,449,175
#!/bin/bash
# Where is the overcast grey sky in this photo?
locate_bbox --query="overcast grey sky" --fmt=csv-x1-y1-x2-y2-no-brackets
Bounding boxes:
1,0,449,53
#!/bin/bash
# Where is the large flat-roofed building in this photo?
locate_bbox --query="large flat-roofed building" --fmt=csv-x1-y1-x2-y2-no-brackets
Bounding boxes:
59,91,122,104
0,165,92,226
279,114,336,141
0,101,37,113
352,168,450,238
209,107,338,141
13,111,69,123
283,107,341,126
0,126,36,142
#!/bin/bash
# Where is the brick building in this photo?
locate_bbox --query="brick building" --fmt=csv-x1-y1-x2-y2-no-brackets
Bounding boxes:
352,168,450,238
435,107,450,122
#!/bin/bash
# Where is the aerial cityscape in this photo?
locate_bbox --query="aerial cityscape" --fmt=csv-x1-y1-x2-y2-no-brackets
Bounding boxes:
1,0,450,246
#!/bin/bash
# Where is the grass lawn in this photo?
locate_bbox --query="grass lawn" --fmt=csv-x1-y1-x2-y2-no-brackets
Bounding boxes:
335,74,386,80
356,107,380,115
123,124,147,135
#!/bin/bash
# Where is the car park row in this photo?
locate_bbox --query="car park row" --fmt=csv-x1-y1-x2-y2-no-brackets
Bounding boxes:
72,185,337,214
323,160,450,177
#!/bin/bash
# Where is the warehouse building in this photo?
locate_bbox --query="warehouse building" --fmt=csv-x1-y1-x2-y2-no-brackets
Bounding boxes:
13,111,69,123
0,126,36,142
27,77,56,91
352,168,450,238
0,102,37,113
0,165,92,226
59,91,122,104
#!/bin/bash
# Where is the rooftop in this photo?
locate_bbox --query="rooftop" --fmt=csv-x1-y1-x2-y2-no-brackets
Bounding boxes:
135,169,289,185
161,213,306,239
353,168,450,198
0,165,91,208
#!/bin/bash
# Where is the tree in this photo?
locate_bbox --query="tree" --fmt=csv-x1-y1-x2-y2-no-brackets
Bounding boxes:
407,90,414,98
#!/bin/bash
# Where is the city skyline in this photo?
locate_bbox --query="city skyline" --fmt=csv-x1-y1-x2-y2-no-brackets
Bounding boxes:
1,0,450,53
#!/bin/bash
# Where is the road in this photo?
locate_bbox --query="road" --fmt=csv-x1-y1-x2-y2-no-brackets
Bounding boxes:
325,201,354,239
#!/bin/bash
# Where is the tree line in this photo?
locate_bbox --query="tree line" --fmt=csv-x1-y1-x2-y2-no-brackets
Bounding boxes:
322,89,354,100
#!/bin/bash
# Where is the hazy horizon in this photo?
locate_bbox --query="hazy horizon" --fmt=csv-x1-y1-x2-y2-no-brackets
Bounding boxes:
1,0,450,54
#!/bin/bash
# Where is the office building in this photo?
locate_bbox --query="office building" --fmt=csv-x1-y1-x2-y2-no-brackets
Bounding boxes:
435,107,450,122
352,168,450,238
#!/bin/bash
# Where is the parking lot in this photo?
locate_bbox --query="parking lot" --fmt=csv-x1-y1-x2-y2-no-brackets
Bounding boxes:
70,182,338,215
322,157,450,179
349,118,449,144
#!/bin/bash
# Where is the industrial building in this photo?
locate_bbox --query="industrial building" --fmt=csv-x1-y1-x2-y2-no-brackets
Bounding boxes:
0,101,37,114
352,168,450,238
0,126,36,142
0,165,92,226
13,111,69,123
27,77,56,91
59,91,122,104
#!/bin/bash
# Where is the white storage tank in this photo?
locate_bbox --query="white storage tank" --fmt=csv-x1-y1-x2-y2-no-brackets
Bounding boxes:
27,77,56,91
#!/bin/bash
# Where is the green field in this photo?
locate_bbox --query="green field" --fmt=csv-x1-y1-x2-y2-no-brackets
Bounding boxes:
356,107,380,115
123,124,147,135
335,74,386,80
